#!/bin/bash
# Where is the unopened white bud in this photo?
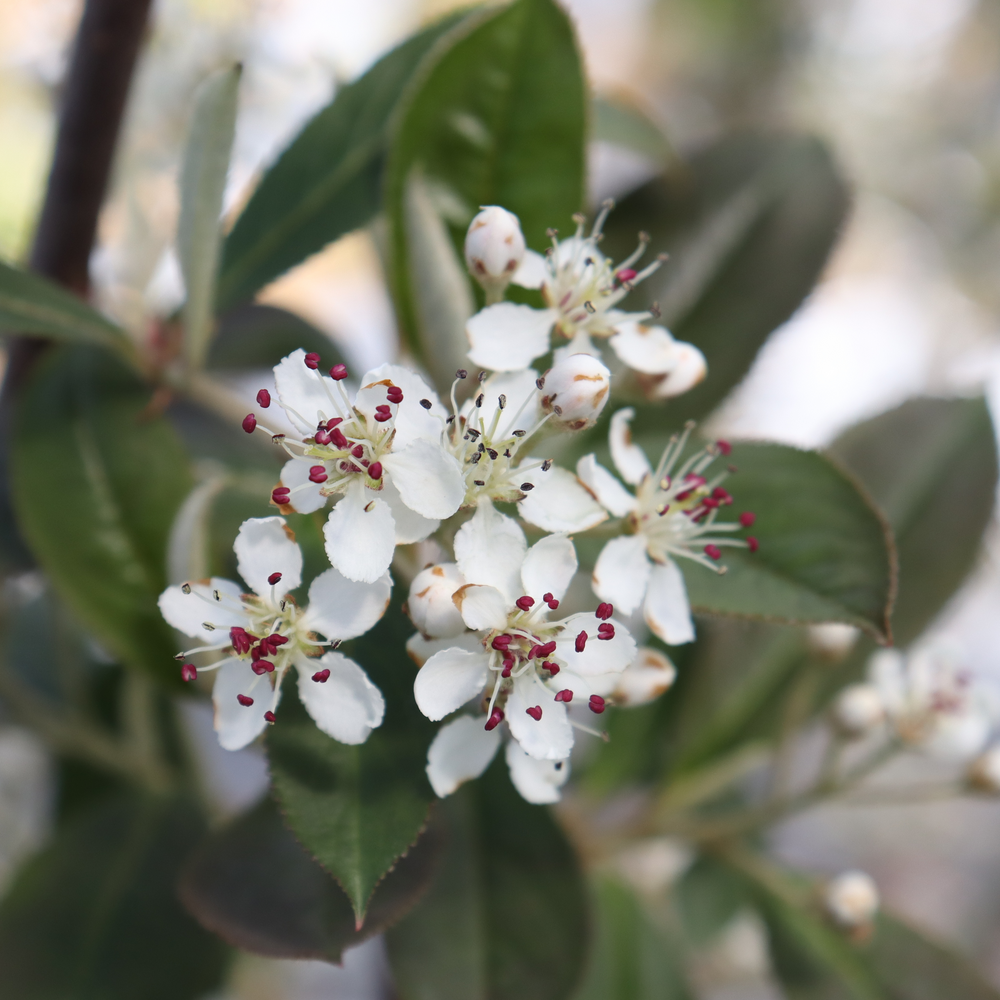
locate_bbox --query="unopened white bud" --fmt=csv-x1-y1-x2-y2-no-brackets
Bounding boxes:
407,563,466,638
824,871,879,928
832,684,885,738
968,744,1000,793
808,622,860,660
464,206,526,299
540,354,611,431
612,647,677,706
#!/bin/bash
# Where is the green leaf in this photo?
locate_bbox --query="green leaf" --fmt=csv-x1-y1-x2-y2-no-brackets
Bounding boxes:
177,64,241,370
386,758,589,1000
0,259,133,358
179,797,442,961
576,877,692,1000
828,397,998,647
10,346,192,684
675,854,749,946
206,303,343,370
385,0,586,362
266,595,437,921
677,441,895,640
0,794,227,1000
592,94,671,167
217,12,471,311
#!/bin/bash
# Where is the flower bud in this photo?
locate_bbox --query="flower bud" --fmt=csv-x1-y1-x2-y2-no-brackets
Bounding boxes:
540,354,611,431
824,871,879,929
832,683,885,738
968,744,1000,793
407,563,466,638
464,206,526,299
612,648,677,706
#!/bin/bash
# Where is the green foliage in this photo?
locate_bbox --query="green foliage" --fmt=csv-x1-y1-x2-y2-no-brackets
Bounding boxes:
675,854,749,946
10,346,192,685
387,757,589,1000
207,303,342,370
0,794,228,1000
592,94,672,167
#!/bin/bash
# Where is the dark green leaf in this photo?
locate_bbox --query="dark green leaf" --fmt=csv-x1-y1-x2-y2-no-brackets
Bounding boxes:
386,757,589,1000
385,0,586,364
207,303,342,370
0,794,227,1000
217,12,471,310
179,797,442,961
10,346,192,685
592,94,671,167
675,855,749,946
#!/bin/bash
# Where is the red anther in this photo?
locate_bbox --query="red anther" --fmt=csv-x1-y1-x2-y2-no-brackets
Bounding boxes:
543,661,560,675
526,705,543,721
589,694,606,714
237,694,254,706
327,417,343,427
242,413,257,434
501,659,513,678
312,668,331,683
252,659,273,675
230,627,252,655
739,511,756,527
304,352,321,369
368,461,383,481
329,364,348,380
352,444,364,458
575,630,588,653
314,429,331,445
712,487,732,503
264,711,277,723
485,707,505,731
543,592,554,603
491,634,512,651
330,427,350,449
271,488,290,505
268,572,283,585
598,623,615,640
747,536,759,553
309,466,328,484
684,473,707,486
256,389,271,408
268,634,288,647
554,689,573,703
716,439,732,456
515,596,535,611
705,544,722,560
702,497,719,509
181,663,197,682
250,644,262,661
361,458,370,468
375,404,391,414
538,641,557,657
595,602,613,620
615,267,638,284
547,599,559,610
386,386,403,403
374,411,392,422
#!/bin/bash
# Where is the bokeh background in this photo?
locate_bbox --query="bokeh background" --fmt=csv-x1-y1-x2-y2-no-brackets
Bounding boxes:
3,0,1000,996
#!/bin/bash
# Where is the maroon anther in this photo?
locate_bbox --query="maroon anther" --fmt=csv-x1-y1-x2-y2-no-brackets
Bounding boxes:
739,511,756,527
312,668,331,683
554,689,573,703
256,389,271,408
515,596,534,611
615,267,638,284
526,705,543,721
304,352,321,369
501,659,513,678
264,711,277,723
328,427,347,450
309,466,328,484
268,572,283,585
268,634,288,647
386,386,403,403
491,634,512,651
529,641,556,659
589,694,606,714
575,630,588,653
747,536,759,553
368,461,383,481
375,404,391,414
352,444,364,458
242,413,257,434
702,497,719,509
716,439,733,456
704,544,722,560
237,694,254,707
543,592,553,603
230,627,253,655
684,473,707,487
484,707,505,731
598,623,615,640
314,429,331,445
543,661,560,675
329,364,348,380
712,487,733,504
252,659,273,675
181,663,197,682
547,598,560,610
595,603,613,620
374,410,392,423
271,488,290,505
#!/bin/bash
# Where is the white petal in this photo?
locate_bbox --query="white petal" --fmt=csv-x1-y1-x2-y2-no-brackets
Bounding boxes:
323,485,396,584
454,500,526,601
612,647,677,707
354,364,447,450
518,466,608,533
505,741,569,803
506,674,574,760
511,248,548,289
454,584,509,631
158,578,247,638
543,669,617,700
608,320,686,375
381,440,465,520
521,534,577,604
576,455,637,518
644,561,695,645
554,613,637,677
646,342,707,399
609,408,652,486
296,652,385,745
426,716,501,797
212,659,276,751
592,535,652,616
274,349,340,435
406,630,482,667
407,563,467,638
304,567,392,640
234,517,303,598
380,473,439,544
278,458,327,515
868,648,908,714
461,369,541,440
414,647,490,721
466,303,556,371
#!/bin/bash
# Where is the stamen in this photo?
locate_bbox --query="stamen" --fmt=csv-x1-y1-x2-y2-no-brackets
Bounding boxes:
543,661,560,675
312,668,331,683
271,487,290,505
515,596,534,611
554,689,573,703
597,623,615,640
304,353,321,370
242,414,257,434
589,695,605,714
419,398,432,409
237,694,254,706
264,711,277,723
575,631,588,652
740,511,756,527
595,603,613,620
526,705,543,721
309,465,328,484
268,572,282,585
329,364,348,380
368,461,383,481
181,663,197,682
747,536,759,552
484,707,504,731
704,545,722,560
717,439,732,456
252,659,274,675
256,389,271,408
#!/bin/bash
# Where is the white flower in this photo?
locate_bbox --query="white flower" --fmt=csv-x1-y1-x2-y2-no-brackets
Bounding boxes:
249,349,465,583
610,647,677,707
407,502,636,803
464,203,706,392
464,206,527,302
580,410,755,645
539,353,611,431
158,516,389,751
824,871,879,929
831,683,885,738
